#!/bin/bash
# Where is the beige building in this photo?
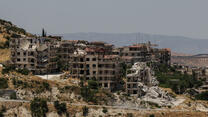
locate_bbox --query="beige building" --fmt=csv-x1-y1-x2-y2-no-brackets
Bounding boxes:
69,44,122,91
10,34,171,91
120,42,171,66
10,37,60,74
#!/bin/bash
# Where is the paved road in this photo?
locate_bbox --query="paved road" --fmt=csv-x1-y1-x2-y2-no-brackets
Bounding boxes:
0,99,189,112
70,103,189,112
0,98,29,103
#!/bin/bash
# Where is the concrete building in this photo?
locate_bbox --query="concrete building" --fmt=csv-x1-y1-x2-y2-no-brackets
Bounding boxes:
120,43,151,65
10,33,171,91
69,43,122,91
120,42,171,66
10,36,60,74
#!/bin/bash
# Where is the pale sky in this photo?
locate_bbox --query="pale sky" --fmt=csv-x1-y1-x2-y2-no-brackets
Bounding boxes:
1,0,208,38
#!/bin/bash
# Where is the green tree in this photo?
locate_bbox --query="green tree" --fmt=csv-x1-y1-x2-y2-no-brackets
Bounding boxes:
195,91,208,100
121,62,127,77
0,78,8,89
88,80,98,89
30,98,48,117
54,101,67,115
102,107,108,113
9,92,17,99
82,106,88,116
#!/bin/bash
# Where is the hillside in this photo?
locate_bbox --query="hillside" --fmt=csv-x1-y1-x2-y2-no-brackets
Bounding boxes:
60,32,208,54
0,19,208,117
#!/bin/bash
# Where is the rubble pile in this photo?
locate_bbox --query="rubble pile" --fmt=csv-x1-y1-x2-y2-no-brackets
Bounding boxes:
127,62,176,106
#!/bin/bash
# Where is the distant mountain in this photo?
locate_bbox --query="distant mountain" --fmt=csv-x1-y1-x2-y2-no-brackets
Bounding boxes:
59,32,208,54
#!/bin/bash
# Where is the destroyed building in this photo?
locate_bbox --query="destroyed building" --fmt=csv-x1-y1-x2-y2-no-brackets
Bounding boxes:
126,62,158,96
10,32,171,91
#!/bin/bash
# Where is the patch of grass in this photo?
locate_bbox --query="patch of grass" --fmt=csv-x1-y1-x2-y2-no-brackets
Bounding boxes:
0,49,10,63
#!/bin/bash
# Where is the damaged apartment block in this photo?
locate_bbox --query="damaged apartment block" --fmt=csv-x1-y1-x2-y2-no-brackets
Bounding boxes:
10,32,171,91
69,41,122,91
10,36,61,74
119,41,171,66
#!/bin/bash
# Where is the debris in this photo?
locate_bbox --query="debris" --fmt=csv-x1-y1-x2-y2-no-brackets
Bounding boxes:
126,62,176,106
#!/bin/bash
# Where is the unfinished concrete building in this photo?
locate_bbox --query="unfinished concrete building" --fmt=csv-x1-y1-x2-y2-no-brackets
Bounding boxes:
120,42,151,65
69,42,122,91
10,32,171,92
57,40,76,70
10,36,60,74
151,48,171,66
120,42,171,66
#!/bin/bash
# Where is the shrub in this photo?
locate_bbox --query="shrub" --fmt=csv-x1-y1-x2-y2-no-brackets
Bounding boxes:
12,78,16,85
81,86,97,102
195,91,208,100
0,112,3,117
3,40,9,48
30,98,48,117
54,101,67,115
16,68,30,75
88,80,98,89
127,113,133,117
42,82,50,91
82,106,88,116
0,106,6,117
2,65,30,75
121,62,127,77
2,65,15,74
0,40,9,49
11,34,21,38
10,92,17,99
102,107,108,113
0,78,8,89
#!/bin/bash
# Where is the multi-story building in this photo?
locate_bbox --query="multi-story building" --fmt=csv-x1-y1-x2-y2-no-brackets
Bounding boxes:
69,44,122,91
10,33,171,91
120,42,171,66
151,48,171,66
10,36,60,74
120,42,151,65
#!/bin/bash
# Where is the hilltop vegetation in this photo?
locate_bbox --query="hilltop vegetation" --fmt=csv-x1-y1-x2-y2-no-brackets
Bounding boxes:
0,19,27,36
155,64,203,94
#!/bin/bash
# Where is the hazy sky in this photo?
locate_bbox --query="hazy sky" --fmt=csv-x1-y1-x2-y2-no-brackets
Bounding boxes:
1,0,208,38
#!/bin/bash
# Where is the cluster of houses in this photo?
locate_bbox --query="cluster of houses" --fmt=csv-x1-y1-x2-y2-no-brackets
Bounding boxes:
9,32,171,92
172,63,208,91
